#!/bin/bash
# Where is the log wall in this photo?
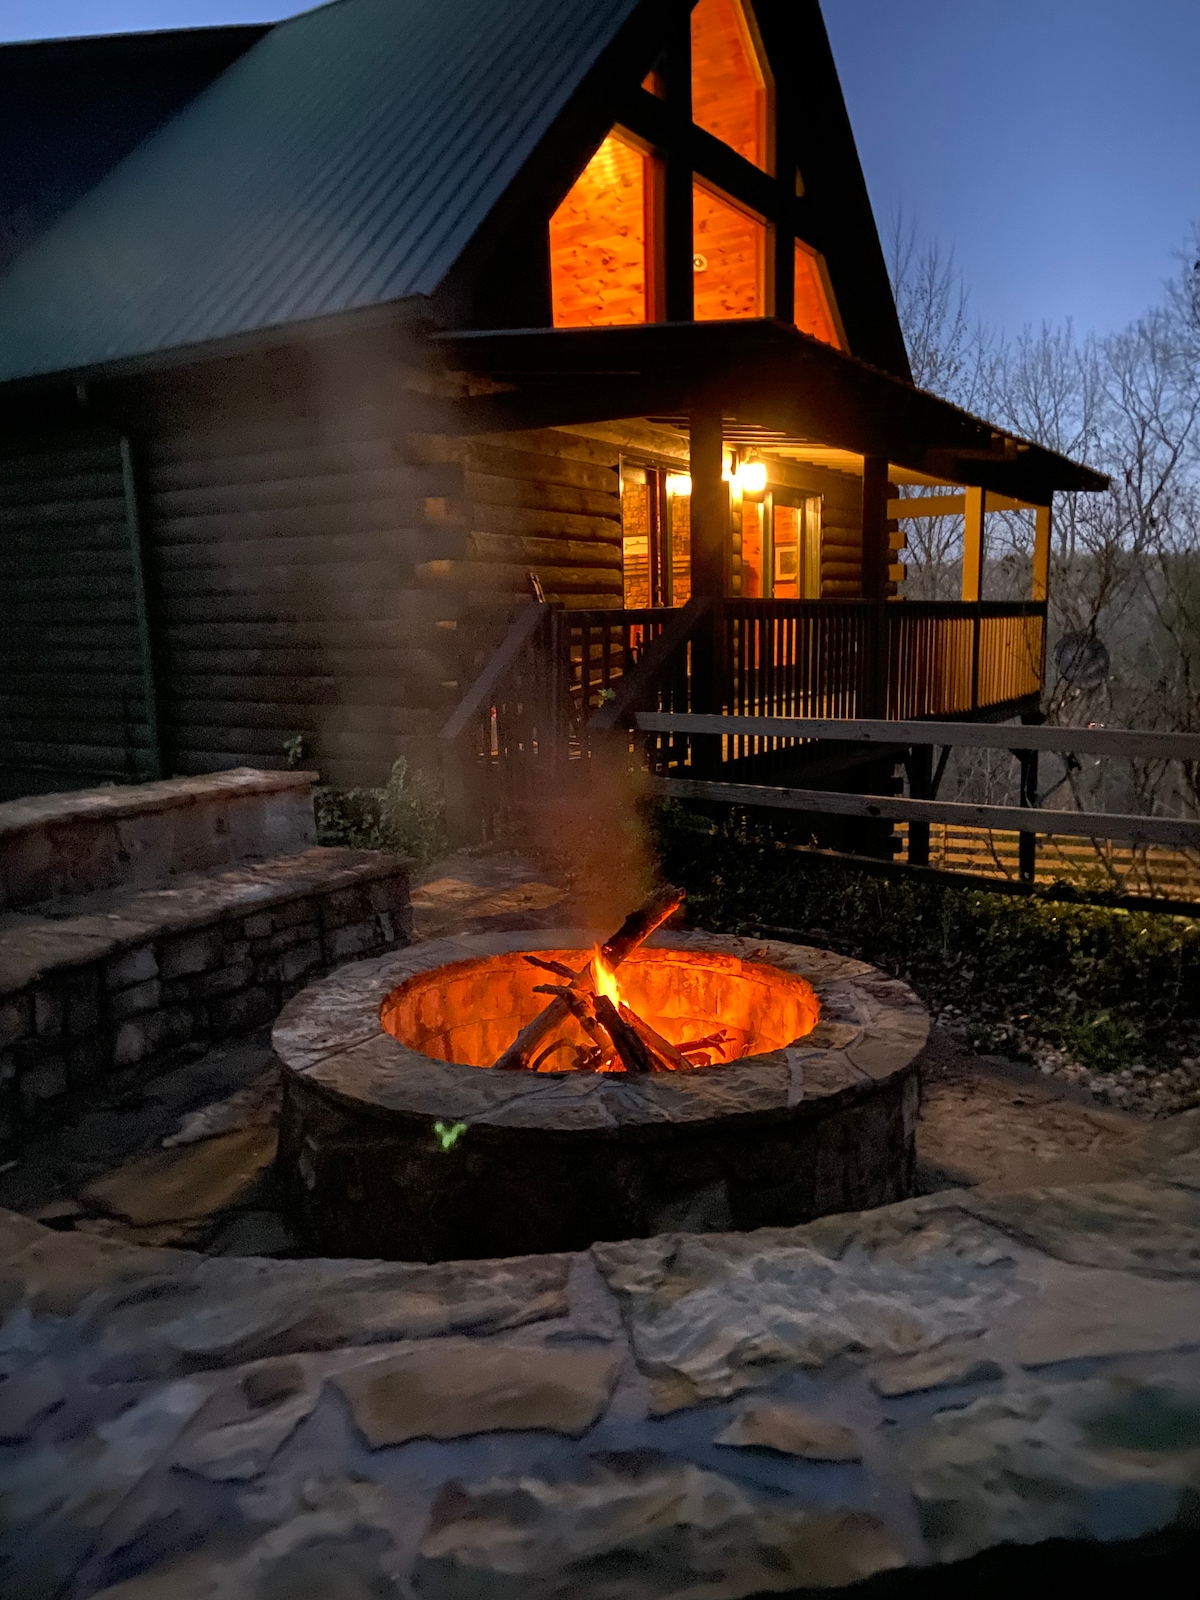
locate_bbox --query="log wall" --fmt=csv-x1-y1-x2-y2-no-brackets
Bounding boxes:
0,429,155,798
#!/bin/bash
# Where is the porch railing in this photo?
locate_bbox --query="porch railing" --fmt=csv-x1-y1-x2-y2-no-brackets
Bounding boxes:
440,597,1047,839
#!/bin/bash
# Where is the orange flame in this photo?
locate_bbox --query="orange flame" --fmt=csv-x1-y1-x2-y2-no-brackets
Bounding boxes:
591,946,621,1006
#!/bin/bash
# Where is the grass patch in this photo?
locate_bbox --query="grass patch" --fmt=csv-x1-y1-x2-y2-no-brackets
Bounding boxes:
651,801,1200,1075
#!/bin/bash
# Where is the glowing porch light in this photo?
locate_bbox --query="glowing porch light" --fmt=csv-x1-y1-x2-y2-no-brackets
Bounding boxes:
665,472,692,496
738,460,768,495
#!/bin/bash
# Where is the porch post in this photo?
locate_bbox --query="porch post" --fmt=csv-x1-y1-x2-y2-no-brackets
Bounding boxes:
962,486,986,602
689,403,727,597
1031,500,1052,602
860,456,889,600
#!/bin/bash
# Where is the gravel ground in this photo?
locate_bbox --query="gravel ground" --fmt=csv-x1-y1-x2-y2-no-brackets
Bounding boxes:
931,1003,1200,1118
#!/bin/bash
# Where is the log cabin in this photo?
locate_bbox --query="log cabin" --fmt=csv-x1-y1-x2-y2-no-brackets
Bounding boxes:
0,0,1105,826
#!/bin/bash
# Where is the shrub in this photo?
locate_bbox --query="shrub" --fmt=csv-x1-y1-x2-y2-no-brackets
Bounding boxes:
651,800,1200,1073
285,742,448,867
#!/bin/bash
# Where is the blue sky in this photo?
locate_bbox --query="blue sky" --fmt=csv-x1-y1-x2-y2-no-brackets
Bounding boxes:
3,0,1197,338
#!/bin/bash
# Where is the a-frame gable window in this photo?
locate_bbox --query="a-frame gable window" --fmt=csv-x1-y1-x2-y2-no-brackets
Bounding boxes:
546,3,843,344
550,129,655,328
690,0,770,172
794,240,842,347
693,182,765,320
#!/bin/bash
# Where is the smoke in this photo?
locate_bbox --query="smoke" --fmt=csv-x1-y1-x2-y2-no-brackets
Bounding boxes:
524,736,658,935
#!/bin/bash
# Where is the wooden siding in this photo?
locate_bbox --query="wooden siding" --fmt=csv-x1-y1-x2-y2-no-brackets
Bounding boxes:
137,409,617,792
0,429,154,797
414,427,623,609
141,403,467,790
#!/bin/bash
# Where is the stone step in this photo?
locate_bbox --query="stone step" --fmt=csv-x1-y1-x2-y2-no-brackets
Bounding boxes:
0,845,410,1151
0,768,320,912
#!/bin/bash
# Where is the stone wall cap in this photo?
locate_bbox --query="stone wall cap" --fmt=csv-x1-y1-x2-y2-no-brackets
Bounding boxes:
274,929,928,1134
0,846,408,996
0,768,320,842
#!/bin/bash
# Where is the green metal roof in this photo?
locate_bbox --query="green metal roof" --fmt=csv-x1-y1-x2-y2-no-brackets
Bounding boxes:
0,0,643,384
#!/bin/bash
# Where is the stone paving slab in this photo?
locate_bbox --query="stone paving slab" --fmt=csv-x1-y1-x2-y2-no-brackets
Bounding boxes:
2,1148,1199,1597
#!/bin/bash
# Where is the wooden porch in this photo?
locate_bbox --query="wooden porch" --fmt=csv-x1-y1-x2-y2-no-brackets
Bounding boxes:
441,594,1046,839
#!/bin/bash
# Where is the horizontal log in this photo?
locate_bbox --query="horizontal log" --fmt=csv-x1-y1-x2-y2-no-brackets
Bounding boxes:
488,427,621,467
466,532,623,569
149,463,460,519
0,470,125,509
169,702,439,735
154,528,464,571
158,614,457,649
0,443,120,482
168,672,446,704
150,498,441,543
144,438,435,493
0,737,151,767
416,438,620,492
0,499,127,532
140,406,446,469
463,471,618,519
167,725,427,763
464,501,620,540
158,589,454,624
416,560,621,594
155,557,468,601
0,522,130,558
650,775,1200,851
1,599,139,625
821,582,860,597
1,575,136,605
637,713,1200,762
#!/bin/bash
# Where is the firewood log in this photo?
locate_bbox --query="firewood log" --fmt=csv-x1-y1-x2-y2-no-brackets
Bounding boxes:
492,885,684,1070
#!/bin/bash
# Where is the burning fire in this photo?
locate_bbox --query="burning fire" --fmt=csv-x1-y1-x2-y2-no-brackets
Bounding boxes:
591,947,620,1007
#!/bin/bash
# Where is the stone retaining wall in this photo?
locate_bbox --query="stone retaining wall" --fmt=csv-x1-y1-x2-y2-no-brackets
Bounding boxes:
0,850,410,1151
0,768,319,910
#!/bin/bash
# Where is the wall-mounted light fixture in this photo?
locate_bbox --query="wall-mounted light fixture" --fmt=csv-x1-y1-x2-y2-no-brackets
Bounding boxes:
665,472,692,497
738,460,768,496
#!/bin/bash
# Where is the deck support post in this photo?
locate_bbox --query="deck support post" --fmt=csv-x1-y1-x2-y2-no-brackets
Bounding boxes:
688,403,727,773
1032,501,1052,602
905,744,934,866
962,486,986,602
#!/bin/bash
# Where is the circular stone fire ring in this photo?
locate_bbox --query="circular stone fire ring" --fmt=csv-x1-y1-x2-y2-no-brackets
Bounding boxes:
274,929,929,1262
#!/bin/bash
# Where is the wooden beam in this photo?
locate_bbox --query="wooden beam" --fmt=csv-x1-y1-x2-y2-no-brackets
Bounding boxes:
589,596,714,731
649,775,1200,852
962,486,985,602
438,600,547,742
888,491,1046,519
689,403,727,595
1032,501,1052,603
634,711,1200,763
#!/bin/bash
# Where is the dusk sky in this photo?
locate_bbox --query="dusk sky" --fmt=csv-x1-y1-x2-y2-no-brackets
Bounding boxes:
2,0,1197,339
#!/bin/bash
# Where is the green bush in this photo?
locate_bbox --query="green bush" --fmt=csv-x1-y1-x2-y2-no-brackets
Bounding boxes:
651,801,1200,1073
287,746,447,868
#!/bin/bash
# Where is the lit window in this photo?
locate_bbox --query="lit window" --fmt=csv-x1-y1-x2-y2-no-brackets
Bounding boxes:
550,130,649,328
693,183,766,320
794,240,841,347
691,0,769,170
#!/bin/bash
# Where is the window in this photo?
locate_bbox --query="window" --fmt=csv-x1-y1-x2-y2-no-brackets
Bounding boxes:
550,130,651,328
771,497,823,597
794,240,841,348
691,0,769,170
620,463,691,606
693,182,766,320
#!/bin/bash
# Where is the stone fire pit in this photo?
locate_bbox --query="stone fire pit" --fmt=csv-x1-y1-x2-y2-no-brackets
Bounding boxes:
275,929,928,1260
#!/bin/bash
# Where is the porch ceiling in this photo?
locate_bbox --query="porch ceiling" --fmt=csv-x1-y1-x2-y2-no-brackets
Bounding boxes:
437,319,1109,503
